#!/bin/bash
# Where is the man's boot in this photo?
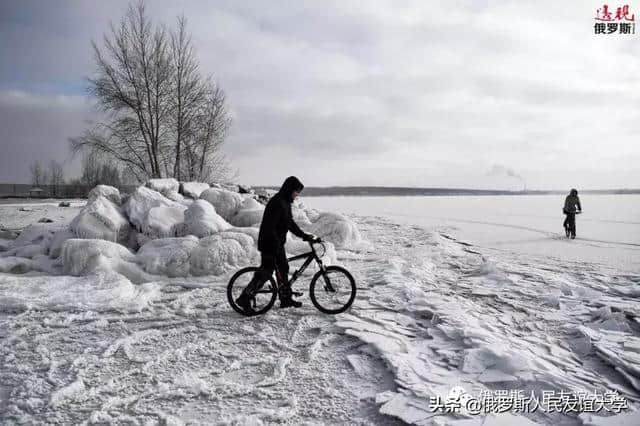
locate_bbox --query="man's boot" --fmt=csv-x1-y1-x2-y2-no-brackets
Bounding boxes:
235,291,256,315
279,285,302,309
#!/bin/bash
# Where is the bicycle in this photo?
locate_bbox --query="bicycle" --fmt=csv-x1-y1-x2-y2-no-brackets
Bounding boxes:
563,210,582,239
227,239,356,316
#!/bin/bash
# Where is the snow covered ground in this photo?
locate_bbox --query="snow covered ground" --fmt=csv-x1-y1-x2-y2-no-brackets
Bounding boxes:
2,193,640,425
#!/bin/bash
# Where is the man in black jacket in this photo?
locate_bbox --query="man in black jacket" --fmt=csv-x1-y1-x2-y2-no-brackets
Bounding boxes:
563,188,582,239
236,176,317,315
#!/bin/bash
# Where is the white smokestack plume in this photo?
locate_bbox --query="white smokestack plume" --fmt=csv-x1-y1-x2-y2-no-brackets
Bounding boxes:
487,165,527,191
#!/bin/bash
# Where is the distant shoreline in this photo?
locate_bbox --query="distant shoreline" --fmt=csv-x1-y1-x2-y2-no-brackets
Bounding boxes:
255,186,640,197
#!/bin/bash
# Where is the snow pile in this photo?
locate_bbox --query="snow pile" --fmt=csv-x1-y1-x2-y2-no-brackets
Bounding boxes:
124,186,183,232
146,178,180,196
308,212,366,249
0,271,160,313
71,196,130,244
199,188,244,222
189,231,257,276
181,181,210,199
61,238,152,284
88,185,121,205
1,223,64,259
229,197,265,228
178,200,231,237
0,256,36,274
136,236,199,277
142,204,187,239
48,227,76,258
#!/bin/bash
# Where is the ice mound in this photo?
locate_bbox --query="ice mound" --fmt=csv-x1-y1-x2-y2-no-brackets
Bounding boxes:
71,195,130,244
142,204,187,239
308,212,364,249
9,223,62,249
137,236,199,277
292,204,312,227
199,188,244,222
230,209,264,228
178,200,231,237
88,185,121,205
61,239,152,283
189,231,257,276
146,178,179,196
2,223,65,259
0,256,36,274
124,186,182,230
181,181,210,199
0,271,160,313
48,227,76,259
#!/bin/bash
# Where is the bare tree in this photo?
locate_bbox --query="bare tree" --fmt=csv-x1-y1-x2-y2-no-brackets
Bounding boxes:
80,152,123,187
30,160,45,187
49,160,65,196
71,1,233,184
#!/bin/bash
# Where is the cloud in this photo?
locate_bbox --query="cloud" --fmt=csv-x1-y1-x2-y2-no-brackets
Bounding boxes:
0,90,95,183
1,0,639,189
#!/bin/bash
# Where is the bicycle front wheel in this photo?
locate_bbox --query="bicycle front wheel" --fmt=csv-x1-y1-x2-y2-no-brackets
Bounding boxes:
227,267,278,316
309,266,356,314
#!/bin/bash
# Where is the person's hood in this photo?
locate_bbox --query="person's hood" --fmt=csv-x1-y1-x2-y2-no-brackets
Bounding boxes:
570,188,578,196
278,176,304,202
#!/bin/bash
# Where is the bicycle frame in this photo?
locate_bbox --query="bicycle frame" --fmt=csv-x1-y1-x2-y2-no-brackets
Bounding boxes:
275,242,326,286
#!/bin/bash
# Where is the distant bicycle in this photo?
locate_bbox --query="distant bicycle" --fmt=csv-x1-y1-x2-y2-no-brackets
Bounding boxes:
563,210,582,239
227,239,356,316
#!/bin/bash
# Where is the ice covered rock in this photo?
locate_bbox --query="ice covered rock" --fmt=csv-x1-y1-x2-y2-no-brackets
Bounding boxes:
124,186,181,230
181,182,210,199
142,204,187,239
230,209,264,228
0,256,35,274
292,205,313,227
2,243,47,259
308,212,364,249
61,239,152,283
70,196,130,244
137,236,199,277
228,226,259,242
227,196,265,227
88,185,121,205
240,196,263,211
199,188,244,222
0,272,160,313
146,178,179,196
0,229,19,239
38,217,54,223
189,231,257,276
178,200,231,238
10,223,62,249
49,227,76,259
165,191,187,204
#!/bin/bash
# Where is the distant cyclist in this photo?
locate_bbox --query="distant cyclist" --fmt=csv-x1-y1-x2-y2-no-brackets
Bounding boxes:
563,188,582,239
236,176,318,315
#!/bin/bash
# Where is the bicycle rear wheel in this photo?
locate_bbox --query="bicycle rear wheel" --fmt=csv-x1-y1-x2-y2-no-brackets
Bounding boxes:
309,266,356,314
227,267,278,316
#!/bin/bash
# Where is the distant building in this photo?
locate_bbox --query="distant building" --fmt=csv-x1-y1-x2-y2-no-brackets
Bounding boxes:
29,187,46,197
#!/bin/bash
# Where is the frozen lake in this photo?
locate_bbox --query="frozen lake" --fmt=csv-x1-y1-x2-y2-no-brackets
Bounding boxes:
305,194,640,273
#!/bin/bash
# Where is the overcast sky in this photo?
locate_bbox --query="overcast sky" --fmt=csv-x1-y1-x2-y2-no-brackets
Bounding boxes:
1,0,639,190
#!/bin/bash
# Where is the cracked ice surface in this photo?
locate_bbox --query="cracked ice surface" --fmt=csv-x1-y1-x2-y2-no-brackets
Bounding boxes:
2,194,640,425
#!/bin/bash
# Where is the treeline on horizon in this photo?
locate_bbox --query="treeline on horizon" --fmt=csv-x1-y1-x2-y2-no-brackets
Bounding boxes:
254,186,640,197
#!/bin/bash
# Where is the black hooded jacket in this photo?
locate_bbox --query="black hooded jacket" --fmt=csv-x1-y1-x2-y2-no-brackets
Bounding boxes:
257,176,310,254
